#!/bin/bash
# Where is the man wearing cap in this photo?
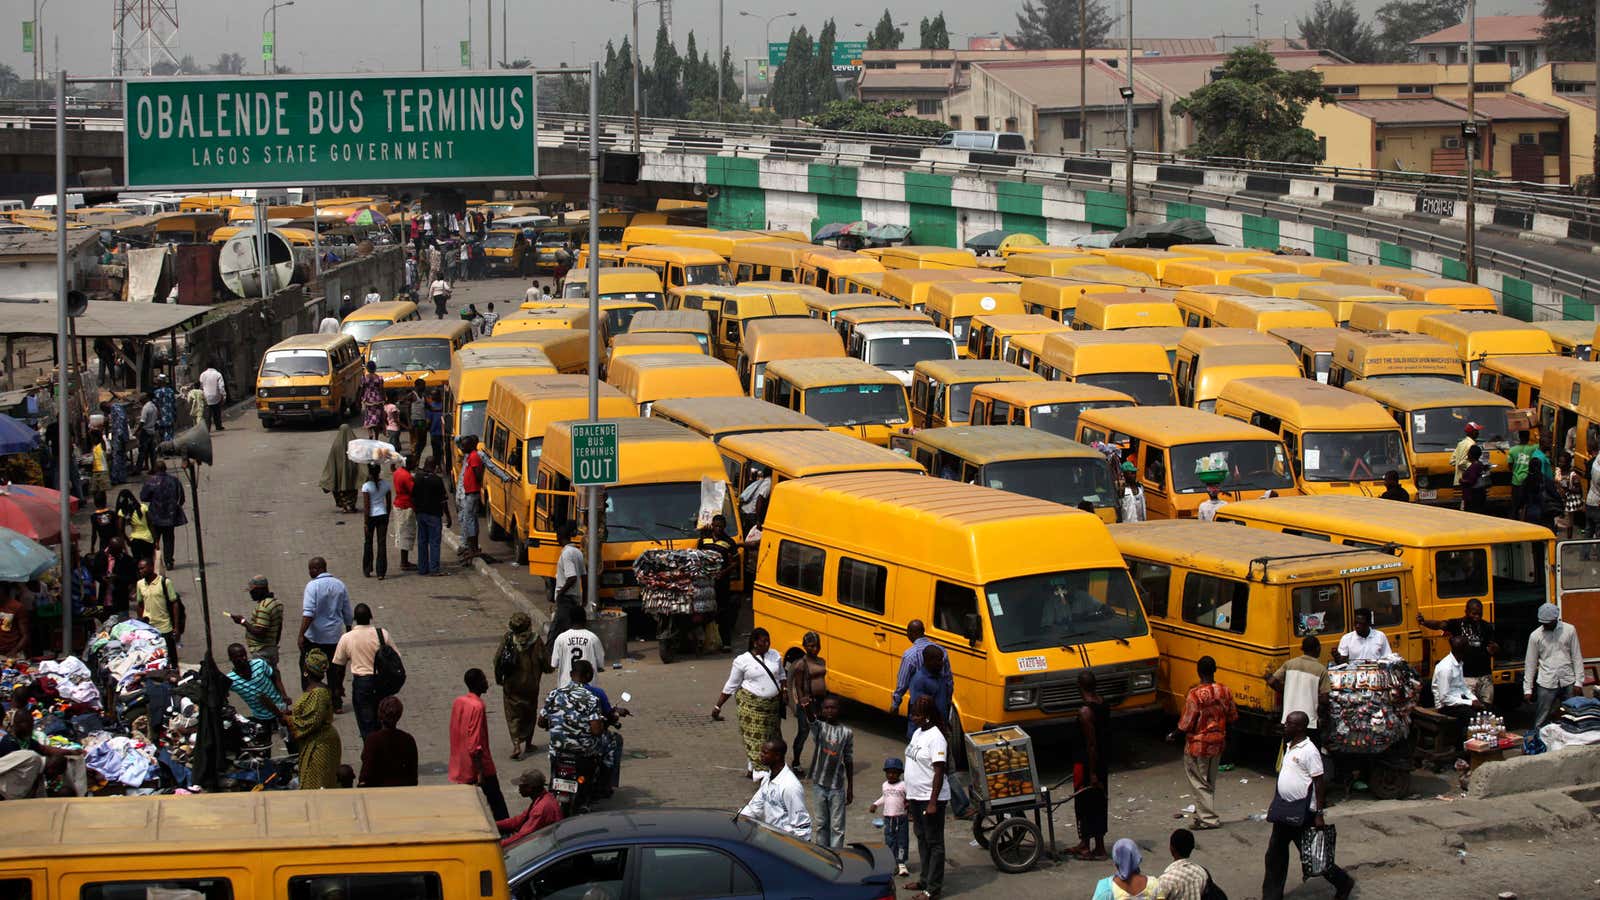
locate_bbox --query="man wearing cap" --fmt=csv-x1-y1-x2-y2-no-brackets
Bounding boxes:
228,575,283,669
1449,422,1480,489
1197,485,1226,522
1117,463,1146,523
1525,602,1585,728
497,769,562,847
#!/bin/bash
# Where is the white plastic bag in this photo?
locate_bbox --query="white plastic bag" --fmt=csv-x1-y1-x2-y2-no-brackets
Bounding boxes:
346,438,399,465
698,476,727,529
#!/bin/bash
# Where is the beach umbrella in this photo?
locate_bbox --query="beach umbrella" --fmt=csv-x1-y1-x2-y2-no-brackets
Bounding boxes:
0,482,79,544
346,208,388,226
0,415,39,455
0,526,56,582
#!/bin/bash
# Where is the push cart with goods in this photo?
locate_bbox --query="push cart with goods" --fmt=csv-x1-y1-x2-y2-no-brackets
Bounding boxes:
633,548,722,663
966,725,1085,873
1322,658,1421,799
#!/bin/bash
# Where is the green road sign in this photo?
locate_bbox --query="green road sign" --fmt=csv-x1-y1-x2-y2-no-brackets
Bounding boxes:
123,72,538,190
767,39,867,70
571,422,619,487
22,20,33,54
261,31,274,62
460,40,471,67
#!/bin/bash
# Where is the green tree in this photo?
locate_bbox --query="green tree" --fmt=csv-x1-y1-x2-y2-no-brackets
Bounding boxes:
770,26,815,117
645,25,686,118
1541,0,1595,60
1171,45,1331,162
599,40,635,116
813,19,842,110
1372,0,1465,61
688,96,778,123
868,10,905,50
681,32,713,102
210,52,247,75
719,47,744,108
1297,0,1379,62
807,99,947,135
1011,0,1114,49
919,13,950,49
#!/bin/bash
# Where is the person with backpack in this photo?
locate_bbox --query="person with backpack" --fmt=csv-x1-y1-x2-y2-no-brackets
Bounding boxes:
134,557,183,668
1158,828,1222,900
332,602,406,739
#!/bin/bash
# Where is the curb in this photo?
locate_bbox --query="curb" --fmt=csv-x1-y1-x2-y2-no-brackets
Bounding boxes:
441,526,549,631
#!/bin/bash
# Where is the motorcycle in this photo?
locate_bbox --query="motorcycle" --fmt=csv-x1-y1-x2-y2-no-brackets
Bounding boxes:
550,751,601,817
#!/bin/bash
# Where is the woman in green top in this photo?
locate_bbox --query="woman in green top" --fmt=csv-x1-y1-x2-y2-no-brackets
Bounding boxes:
282,648,341,789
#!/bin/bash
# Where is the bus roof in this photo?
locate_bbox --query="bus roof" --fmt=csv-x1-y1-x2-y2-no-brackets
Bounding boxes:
766,356,905,388
448,344,555,375
625,244,727,264
367,319,472,341
1107,520,1407,584
1214,494,1552,545
1417,313,1558,355
914,359,1041,383
905,424,1105,463
1478,354,1599,384
1178,327,1281,352
544,416,725,483
836,307,934,326
265,333,355,352
631,309,712,332
971,380,1135,406
342,300,419,322
764,471,1123,583
1267,326,1343,350
1078,406,1281,442
853,322,953,340
2,787,494,860
970,313,1065,332
1217,376,1398,429
1343,376,1513,408
651,396,825,438
719,430,924,477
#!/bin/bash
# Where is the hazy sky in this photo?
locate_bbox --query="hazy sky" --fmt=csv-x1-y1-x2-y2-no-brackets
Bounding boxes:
4,0,1541,79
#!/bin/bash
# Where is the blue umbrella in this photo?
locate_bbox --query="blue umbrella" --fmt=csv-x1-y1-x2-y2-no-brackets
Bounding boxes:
0,526,56,582
0,415,38,456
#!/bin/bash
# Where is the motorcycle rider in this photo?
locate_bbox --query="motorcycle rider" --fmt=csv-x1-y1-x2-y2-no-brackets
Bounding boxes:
538,658,607,813
571,658,630,797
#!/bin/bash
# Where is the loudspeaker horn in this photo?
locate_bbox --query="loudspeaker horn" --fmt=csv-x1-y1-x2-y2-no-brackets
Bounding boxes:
65,290,88,317
158,422,214,466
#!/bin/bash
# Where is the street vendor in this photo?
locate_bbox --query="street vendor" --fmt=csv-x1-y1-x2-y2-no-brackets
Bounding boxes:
1418,598,1497,704
1332,609,1392,664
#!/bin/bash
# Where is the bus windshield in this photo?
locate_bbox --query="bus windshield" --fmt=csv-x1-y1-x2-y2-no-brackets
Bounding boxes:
604,307,645,334
804,384,909,426
483,233,518,249
602,481,724,543
369,339,452,373
1078,372,1174,407
456,401,488,441
985,568,1149,653
683,264,727,286
600,291,664,309
1028,401,1127,439
340,320,395,345
982,458,1115,508
1409,405,1512,452
865,337,957,369
1302,429,1410,481
260,349,329,377
1170,440,1295,493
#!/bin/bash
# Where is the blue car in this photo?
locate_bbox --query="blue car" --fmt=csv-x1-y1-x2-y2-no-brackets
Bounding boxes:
504,809,896,900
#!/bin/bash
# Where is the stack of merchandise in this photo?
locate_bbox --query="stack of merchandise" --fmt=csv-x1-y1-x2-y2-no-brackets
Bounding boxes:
1324,658,1420,754
634,549,722,615
85,617,170,692
1539,696,1600,752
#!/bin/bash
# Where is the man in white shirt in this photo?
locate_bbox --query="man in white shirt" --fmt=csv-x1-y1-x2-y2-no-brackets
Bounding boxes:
198,364,227,432
549,604,604,690
740,738,811,840
430,277,451,320
549,522,587,644
364,288,382,305
1525,602,1585,727
1197,485,1226,522
317,316,340,335
1332,608,1391,664
331,602,401,740
1432,634,1479,711
1261,711,1354,900
1118,464,1146,523
480,302,500,336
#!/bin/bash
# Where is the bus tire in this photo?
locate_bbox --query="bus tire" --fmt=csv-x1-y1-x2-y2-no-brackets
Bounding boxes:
513,521,529,566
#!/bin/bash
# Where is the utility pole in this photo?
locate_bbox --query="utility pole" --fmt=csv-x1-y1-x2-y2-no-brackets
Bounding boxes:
1124,0,1135,221
486,0,492,67
632,0,641,151
420,0,426,70
502,0,507,68
467,0,473,67
1464,0,1477,281
1593,0,1598,193
717,0,724,121
1079,0,1087,153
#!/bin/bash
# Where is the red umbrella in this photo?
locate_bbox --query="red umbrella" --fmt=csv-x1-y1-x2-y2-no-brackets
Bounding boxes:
0,482,80,545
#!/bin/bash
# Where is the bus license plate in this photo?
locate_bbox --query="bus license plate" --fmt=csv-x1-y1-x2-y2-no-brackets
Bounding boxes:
551,778,579,794
1418,489,1438,500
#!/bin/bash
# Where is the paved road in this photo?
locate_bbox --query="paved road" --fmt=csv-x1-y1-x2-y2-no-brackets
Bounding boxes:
176,330,1600,897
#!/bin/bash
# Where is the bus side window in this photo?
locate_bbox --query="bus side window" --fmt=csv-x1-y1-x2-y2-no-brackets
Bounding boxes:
1130,559,1172,617
1175,359,1194,406
932,580,979,638
969,399,989,425
1142,449,1167,491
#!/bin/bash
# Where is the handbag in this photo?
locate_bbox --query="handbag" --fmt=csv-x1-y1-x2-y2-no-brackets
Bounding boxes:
1298,823,1338,879
1200,867,1229,900
1266,788,1314,827
373,628,407,697
752,651,787,720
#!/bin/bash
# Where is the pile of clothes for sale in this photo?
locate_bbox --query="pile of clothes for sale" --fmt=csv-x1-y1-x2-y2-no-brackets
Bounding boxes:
84,617,170,691
1323,657,1420,754
1540,695,1600,752
635,549,722,615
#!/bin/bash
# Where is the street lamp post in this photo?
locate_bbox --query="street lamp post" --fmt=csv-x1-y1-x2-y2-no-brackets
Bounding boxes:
614,0,665,151
1122,0,1134,221
717,0,723,121
741,10,796,109
262,1,294,75
420,0,426,70
1464,0,1478,281
33,0,50,101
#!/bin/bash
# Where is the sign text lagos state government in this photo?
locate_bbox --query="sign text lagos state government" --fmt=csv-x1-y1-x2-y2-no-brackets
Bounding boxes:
123,72,538,189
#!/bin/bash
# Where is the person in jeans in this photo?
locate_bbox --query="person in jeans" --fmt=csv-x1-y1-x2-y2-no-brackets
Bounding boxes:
359,464,392,580
1525,601,1585,728
392,456,417,571
410,456,451,576
332,603,401,739
457,435,487,561
297,557,353,707
1261,711,1354,900
903,696,949,900
807,695,854,848
872,757,910,877
139,459,186,571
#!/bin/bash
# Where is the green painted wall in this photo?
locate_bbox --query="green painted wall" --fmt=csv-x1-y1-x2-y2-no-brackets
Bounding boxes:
1502,276,1533,320
1313,228,1348,261
996,180,1047,241
1166,202,1207,222
909,204,959,247
1563,294,1592,321
1440,258,1468,281
1379,242,1412,269
704,156,760,188
709,186,765,230
1084,190,1127,230
809,164,861,236
905,172,953,206
1242,215,1279,250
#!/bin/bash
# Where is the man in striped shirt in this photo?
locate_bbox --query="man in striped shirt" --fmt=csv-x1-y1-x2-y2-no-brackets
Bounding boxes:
228,575,283,668
226,642,287,736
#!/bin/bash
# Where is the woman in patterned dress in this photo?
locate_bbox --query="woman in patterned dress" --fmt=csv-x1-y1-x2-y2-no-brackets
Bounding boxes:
282,648,341,789
360,361,387,439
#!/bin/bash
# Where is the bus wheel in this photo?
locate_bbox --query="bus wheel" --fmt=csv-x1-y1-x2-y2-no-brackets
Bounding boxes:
513,522,528,566
490,516,509,542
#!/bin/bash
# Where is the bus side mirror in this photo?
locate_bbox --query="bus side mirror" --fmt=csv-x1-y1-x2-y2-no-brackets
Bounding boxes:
963,612,982,646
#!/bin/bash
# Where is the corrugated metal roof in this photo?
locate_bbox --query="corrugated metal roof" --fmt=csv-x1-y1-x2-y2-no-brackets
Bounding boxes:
974,60,1161,109
1412,15,1546,45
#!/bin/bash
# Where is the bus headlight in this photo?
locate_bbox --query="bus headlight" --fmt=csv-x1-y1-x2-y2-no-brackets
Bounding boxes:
320,386,331,395
1130,670,1156,691
1004,687,1037,710
1415,471,1430,489
257,389,267,398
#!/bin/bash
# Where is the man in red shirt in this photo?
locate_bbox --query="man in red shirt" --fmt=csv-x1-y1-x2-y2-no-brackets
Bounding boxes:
498,769,563,846
392,455,417,571
1168,655,1237,830
458,435,486,561
449,667,508,819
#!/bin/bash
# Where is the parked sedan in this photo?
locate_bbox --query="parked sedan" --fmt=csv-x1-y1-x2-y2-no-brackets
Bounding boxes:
504,809,895,900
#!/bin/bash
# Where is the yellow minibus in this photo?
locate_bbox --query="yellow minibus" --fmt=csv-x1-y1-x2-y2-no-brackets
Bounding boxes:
1075,406,1300,519
606,353,744,414
738,318,847,394
651,395,825,444
754,472,1160,731
1071,292,1185,331
730,239,809,283
1342,376,1514,507
1166,244,1272,263
1326,330,1467,387
623,244,729,288
1345,300,1459,334
967,313,1070,361
1417,313,1558,385
879,269,1021,312
798,247,886,292
1003,251,1101,278
1215,376,1413,496
924,283,1026,350
1476,355,1599,412
833,306,936,347
473,329,591,374
1211,295,1337,332
493,307,590,337
1101,248,1209,282
1160,259,1270,288
1017,277,1126,323
1534,320,1594,360
1228,272,1325,298
366,319,473,391
892,425,1119,521
763,357,910,445
802,293,898,323
340,300,421,350
443,345,558,458
1059,264,1158,288
605,332,706,373
1174,333,1301,411
1296,283,1407,325
910,359,1043,429
839,270,889,295
1267,326,1342,383
1037,331,1177,406
968,381,1136,437
255,333,363,427
874,245,981,270
1171,285,1244,329
1381,277,1499,313
1321,264,1431,289
628,308,714,352
720,430,924,499
1253,255,1351,278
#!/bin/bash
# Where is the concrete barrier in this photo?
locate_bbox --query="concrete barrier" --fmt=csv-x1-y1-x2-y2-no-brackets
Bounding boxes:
1467,744,1600,799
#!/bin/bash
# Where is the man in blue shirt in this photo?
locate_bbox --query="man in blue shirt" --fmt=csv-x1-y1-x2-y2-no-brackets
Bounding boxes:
226,642,287,744
297,556,352,709
572,659,629,796
889,620,934,717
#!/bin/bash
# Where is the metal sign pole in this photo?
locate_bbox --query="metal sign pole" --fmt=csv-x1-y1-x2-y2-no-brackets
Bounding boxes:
255,199,271,299
311,186,321,282
586,59,603,618
55,66,70,657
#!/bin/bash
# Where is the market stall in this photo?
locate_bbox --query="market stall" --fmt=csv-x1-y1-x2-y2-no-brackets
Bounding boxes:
1323,658,1421,799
